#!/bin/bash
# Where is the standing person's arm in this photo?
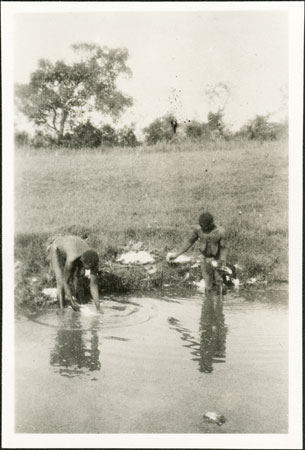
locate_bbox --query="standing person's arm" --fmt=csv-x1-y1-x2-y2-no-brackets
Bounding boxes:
218,236,227,265
168,230,199,261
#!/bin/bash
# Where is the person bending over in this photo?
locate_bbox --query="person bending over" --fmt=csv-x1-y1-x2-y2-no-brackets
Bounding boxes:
48,235,102,312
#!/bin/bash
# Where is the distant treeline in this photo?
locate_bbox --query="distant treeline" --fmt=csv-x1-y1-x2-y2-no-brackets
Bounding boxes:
15,112,288,149
15,122,139,149
14,42,288,150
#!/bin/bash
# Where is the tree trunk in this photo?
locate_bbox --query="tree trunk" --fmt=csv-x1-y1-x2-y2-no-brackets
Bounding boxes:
57,110,68,144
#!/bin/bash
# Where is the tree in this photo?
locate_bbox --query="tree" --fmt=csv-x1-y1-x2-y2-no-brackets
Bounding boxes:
15,43,133,144
243,115,280,141
204,82,232,140
143,114,178,145
117,126,139,147
204,82,231,114
207,111,228,139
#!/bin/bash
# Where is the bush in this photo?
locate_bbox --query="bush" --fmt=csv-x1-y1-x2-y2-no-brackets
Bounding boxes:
185,120,211,140
15,130,30,147
100,124,118,146
240,115,287,141
30,131,56,148
117,126,139,147
144,114,178,145
68,121,102,148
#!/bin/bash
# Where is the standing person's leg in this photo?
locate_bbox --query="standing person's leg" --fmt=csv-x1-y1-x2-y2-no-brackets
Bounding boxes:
200,257,213,291
214,266,222,284
214,262,224,295
62,263,80,311
50,247,65,309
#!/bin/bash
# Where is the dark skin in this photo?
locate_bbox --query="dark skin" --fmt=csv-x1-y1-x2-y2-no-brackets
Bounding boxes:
168,223,227,291
50,236,102,312
63,257,101,312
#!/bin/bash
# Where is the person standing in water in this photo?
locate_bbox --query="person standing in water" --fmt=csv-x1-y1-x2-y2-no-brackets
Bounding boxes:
168,212,227,292
47,235,102,312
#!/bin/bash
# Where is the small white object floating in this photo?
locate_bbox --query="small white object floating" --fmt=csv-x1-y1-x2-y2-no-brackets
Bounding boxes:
246,277,257,285
203,412,226,426
166,253,192,264
117,250,155,265
194,279,206,293
42,288,57,299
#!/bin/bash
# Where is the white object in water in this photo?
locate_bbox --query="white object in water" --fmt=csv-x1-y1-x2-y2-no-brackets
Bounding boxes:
166,252,191,264
80,305,97,316
42,287,57,298
194,279,206,293
117,250,155,265
85,269,91,279
232,278,240,287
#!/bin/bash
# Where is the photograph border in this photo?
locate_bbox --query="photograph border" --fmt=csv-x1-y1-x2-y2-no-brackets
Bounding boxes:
2,2,303,448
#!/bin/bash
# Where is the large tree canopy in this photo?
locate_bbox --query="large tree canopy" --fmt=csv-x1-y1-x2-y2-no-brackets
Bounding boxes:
15,43,133,142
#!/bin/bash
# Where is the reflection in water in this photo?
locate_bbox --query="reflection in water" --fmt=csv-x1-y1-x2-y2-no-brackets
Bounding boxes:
198,293,227,373
50,315,101,378
168,293,227,373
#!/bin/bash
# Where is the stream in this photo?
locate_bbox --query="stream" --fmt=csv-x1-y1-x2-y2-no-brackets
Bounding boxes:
15,285,288,433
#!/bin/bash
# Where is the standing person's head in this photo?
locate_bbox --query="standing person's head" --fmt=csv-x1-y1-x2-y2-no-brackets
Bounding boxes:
199,212,215,233
81,250,99,271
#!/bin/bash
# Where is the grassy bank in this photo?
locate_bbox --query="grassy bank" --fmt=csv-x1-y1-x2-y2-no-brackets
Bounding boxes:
14,139,288,310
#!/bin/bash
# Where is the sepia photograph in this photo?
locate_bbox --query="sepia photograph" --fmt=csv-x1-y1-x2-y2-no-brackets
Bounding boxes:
2,1,303,448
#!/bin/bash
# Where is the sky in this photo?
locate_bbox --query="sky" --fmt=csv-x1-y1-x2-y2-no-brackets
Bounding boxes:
14,7,288,134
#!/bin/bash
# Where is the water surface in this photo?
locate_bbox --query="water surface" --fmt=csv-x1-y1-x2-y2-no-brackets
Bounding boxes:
15,286,288,433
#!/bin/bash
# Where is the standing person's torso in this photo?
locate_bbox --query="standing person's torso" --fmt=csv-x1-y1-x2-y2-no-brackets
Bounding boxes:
193,225,225,257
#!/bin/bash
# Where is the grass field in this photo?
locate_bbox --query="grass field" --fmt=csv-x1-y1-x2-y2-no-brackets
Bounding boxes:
14,139,288,308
